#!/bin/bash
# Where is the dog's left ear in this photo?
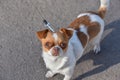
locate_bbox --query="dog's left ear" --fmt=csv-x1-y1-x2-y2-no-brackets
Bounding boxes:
60,28,73,39
36,29,49,41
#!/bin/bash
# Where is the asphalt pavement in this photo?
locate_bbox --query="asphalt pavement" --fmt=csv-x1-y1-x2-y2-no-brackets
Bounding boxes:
0,0,120,80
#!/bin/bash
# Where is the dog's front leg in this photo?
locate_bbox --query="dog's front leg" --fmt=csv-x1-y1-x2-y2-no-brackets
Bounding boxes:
63,67,74,80
45,70,56,78
64,75,72,80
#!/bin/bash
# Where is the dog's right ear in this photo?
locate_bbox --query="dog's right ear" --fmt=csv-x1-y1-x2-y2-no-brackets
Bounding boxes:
36,29,49,40
60,28,73,39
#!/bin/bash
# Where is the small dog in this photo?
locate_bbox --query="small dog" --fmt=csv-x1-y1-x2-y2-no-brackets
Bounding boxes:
36,0,110,80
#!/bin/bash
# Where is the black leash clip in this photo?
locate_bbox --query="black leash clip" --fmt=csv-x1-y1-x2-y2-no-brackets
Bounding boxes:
43,19,55,32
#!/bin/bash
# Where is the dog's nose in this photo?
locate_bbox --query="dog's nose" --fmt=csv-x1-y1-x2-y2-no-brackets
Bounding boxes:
52,47,60,56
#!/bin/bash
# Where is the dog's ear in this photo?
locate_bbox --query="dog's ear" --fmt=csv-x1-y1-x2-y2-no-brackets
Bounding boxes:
36,29,49,40
60,28,73,39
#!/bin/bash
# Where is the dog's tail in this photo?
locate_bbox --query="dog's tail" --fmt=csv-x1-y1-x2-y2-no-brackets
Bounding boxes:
98,0,110,18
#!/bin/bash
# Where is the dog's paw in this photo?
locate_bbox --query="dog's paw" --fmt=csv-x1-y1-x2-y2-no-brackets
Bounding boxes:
93,44,101,54
45,71,54,78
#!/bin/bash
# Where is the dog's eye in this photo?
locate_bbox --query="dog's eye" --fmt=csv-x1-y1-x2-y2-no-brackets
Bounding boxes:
60,43,67,49
45,42,54,48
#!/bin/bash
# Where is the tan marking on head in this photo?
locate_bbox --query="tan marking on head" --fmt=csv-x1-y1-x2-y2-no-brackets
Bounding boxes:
36,29,55,52
56,30,73,52
40,31,55,52
36,29,73,53
68,15,101,47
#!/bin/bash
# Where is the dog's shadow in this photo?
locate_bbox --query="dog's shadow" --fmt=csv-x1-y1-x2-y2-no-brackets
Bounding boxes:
74,19,120,80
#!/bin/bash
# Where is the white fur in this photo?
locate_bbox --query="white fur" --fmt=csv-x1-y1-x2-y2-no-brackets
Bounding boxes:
77,13,90,18
80,24,89,36
100,0,110,9
53,33,58,42
69,30,84,61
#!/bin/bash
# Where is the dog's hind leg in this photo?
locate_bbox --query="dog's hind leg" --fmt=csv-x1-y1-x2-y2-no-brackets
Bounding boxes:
91,34,102,54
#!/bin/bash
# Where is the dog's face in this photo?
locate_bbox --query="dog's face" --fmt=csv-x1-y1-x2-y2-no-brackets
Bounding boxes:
36,28,73,57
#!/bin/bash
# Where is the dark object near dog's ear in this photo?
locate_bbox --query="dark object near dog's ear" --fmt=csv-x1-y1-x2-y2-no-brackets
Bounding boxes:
60,28,73,39
36,29,49,40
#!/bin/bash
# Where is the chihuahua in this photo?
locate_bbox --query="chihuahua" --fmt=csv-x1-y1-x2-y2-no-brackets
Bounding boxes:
36,0,110,80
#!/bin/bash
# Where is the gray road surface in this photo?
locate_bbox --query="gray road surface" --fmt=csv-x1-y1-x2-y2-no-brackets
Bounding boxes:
0,0,120,80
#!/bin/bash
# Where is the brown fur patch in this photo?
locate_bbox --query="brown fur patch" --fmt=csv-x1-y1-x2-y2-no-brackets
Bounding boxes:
88,22,100,40
60,28,73,39
56,32,70,52
69,16,90,30
68,15,100,47
98,7,106,18
41,32,55,52
76,31,88,48
36,29,49,41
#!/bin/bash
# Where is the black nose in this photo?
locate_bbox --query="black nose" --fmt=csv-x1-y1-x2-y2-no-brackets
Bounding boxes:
53,47,60,52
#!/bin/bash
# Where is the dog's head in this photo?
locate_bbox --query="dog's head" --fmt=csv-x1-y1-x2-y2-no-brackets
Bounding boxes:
36,28,73,57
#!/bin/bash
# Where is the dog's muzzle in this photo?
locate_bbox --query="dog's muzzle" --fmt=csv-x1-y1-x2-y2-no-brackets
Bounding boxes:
52,47,60,56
